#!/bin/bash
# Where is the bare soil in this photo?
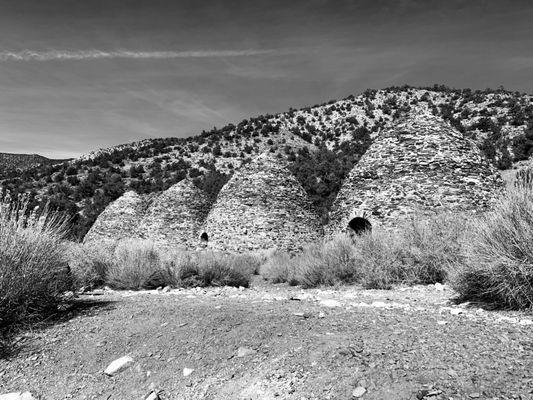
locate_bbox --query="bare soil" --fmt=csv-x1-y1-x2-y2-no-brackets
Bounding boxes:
1,278,532,400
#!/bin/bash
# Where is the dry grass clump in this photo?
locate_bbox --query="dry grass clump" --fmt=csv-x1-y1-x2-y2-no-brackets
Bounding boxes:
66,242,110,289
0,193,71,332
105,240,166,290
449,187,533,309
167,251,257,288
67,240,260,290
260,214,465,289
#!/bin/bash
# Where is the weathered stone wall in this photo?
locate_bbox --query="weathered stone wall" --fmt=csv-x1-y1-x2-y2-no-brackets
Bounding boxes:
83,190,147,246
326,111,504,236
138,180,211,250
202,153,323,253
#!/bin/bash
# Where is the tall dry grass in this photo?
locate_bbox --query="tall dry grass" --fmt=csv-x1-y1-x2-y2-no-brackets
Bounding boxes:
260,213,465,289
68,240,261,290
449,186,533,309
0,193,71,332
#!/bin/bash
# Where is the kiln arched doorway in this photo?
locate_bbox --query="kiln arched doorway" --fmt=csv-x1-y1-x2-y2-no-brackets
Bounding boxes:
347,217,372,235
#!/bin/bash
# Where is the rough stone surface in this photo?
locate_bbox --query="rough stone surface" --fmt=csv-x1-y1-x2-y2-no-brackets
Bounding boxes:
139,180,210,250
326,111,503,236
83,191,147,245
202,153,322,253
104,355,134,376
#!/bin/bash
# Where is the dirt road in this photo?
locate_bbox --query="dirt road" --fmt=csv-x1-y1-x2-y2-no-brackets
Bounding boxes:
1,280,532,400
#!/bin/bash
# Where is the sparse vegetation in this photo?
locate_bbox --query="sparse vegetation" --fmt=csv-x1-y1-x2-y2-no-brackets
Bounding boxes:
260,214,465,290
67,241,261,290
0,193,72,335
449,186,533,309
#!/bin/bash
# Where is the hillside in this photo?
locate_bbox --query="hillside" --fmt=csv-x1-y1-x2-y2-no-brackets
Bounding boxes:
0,152,65,177
2,84,533,239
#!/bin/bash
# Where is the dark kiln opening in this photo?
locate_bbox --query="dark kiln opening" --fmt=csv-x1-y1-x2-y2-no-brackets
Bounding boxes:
348,217,372,235
200,232,209,242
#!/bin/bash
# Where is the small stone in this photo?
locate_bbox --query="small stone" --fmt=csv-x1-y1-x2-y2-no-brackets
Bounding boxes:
183,368,194,377
144,392,160,400
352,387,366,398
0,393,36,400
104,356,134,376
434,283,445,291
318,312,325,319
469,394,480,399
237,347,257,357
416,389,429,400
162,286,171,293
320,299,342,308
450,308,464,315
437,320,448,325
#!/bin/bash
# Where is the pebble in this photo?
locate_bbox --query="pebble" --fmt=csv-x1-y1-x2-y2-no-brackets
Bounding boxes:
319,299,342,308
0,393,36,400
144,392,160,400
182,368,194,377
352,387,366,398
237,347,257,357
104,356,134,376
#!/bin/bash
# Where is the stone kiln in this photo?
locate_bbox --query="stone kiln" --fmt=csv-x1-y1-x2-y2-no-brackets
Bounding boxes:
138,179,210,250
202,153,322,253
83,190,147,246
326,111,503,236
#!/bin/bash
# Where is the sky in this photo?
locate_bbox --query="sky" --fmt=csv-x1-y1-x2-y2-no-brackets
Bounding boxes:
0,0,532,158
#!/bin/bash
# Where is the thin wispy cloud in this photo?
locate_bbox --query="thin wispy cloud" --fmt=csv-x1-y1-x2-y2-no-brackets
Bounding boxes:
0,49,291,62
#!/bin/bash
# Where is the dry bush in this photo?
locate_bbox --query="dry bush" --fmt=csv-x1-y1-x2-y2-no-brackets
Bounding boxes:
105,239,169,289
260,214,463,289
0,193,71,332
450,187,533,309
259,252,292,283
66,242,111,289
166,251,256,288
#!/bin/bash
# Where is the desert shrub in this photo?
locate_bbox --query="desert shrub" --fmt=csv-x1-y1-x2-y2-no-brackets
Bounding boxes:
166,251,256,288
450,187,533,309
105,239,169,290
291,237,359,288
66,242,111,289
260,214,463,289
259,252,292,283
0,193,71,332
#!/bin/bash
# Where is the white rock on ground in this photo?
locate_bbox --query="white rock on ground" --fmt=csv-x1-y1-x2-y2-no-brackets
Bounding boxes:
0,393,36,400
352,386,367,397
236,347,257,357
319,299,342,308
144,391,160,400
104,356,134,376
182,368,194,377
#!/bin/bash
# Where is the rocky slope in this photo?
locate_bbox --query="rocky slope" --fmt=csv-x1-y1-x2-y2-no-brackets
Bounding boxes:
1,85,532,239
0,153,63,177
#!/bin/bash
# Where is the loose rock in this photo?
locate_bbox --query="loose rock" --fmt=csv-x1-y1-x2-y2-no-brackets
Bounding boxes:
104,355,134,376
352,386,366,398
0,393,36,400
237,347,257,357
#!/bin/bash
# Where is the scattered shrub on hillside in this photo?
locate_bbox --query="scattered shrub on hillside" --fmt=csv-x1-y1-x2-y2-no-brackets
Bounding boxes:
0,193,72,333
450,187,533,309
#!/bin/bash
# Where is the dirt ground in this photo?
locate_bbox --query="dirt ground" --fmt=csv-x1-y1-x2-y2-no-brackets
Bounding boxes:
1,278,532,400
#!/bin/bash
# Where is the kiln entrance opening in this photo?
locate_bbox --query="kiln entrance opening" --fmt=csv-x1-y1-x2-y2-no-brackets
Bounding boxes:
347,217,371,235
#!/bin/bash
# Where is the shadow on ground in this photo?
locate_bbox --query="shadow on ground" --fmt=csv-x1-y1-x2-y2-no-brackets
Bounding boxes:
0,298,115,360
